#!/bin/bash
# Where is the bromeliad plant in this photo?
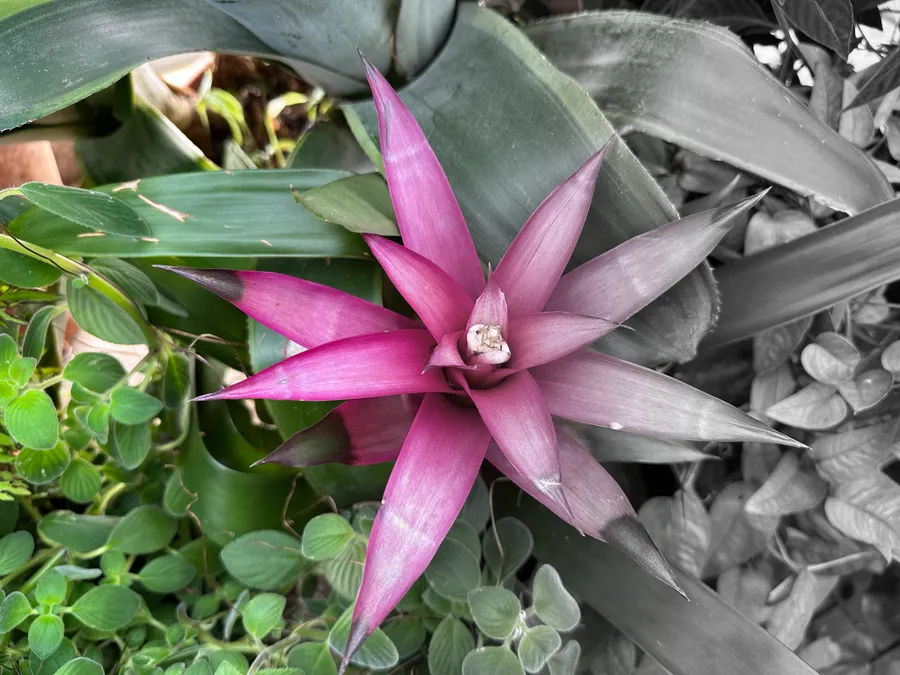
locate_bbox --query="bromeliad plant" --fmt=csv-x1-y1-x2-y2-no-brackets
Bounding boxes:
162,59,802,668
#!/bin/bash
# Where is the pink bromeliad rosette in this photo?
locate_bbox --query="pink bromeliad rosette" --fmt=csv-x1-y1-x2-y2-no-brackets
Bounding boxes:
161,58,801,669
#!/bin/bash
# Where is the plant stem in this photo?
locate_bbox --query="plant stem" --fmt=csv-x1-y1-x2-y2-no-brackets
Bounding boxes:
20,548,66,594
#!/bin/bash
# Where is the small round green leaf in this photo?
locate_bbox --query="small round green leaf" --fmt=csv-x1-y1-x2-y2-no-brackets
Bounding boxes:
242,593,286,639
109,387,163,424
220,530,302,590
287,642,336,675
19,182,151,238
518,626,562,673
207,650,248,674
0,591,33,632
483,518,533,583
35,569,67,605
138,555,196,594
9,357,36,387
462,647,524,675
66,279,146,345
52,657,104,675
60,458,102,503
467,586,521,639
112,421,151,469
107,505,176,554
63,352,125,393
532,565,580,632
15,443,70,484
0,250,61,289
163,469,193,517
0,334,16,365
301,514,355,560
70,584,140,630
38,511,119,553
382,616,426,659
0,530,33,575
6,389,59,449
428,617,475,675
29,614,64,658
30,637,76,675
459,476,490,532
163,352,191,408
101,550,127,577
322,540,364,600
184,660,214,675
0,381,16,407
328,606,398,670
0,499,18,537
547,641,581,675
425,537,481,601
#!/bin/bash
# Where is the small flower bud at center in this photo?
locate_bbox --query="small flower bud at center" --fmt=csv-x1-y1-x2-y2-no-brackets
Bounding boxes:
466,323,511,365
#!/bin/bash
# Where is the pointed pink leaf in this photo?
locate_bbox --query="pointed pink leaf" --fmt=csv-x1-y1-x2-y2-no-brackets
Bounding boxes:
157,266,416,348
464,276,510,365
506,311,620,370
466,275,509,333
467,371,574,520
256,396,420,467
546,194,766,323
344,393,490,667
491,144,609,316
364,234,473,340
362,59,485,299
194,329,452,402
487,427,680,592
533,350,804,447
425,331,474,371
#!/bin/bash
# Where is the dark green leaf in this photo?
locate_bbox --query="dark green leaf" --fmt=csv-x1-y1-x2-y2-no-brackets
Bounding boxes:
467,587,521,639
518,626,562,673
0,250,61,288
287,119,374,173
112,422,151,470
6,389,58,449
162,352,190,408
328,605,399,670
63,352,125,392
28,615,64,658
483,517,533,583
22,306,58,359
429,617,475,675
298,173,398,236
163,469,193,518
0,531,33,575
59,458,101,503
447,521,481,559
109,387,162,425
53,658,103,675
382,616,426,659
532,565,581,632
90,258,159,308
848,47,900,110
241,593,285,639
462,647,524,675
287,642,336,675
15,444,70,485
394,0,455,76
30,637,76,675
66,278,145,345
778,0,853,58
19,182,150,238
107,505,176,554
426,538,481,601
0,499,17,537
35,569,67,605
322,540,365,601
526,11,891,216
220,530,303,590
138,554,196,594
0,591,33,632
70,584,141,630
38,511,119,553
459,477,489,532
301,514,355,561
11,170,367,258
75,404,109,444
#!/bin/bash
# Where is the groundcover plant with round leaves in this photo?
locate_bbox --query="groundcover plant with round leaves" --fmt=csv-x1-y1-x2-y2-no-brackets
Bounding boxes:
161,58,802,670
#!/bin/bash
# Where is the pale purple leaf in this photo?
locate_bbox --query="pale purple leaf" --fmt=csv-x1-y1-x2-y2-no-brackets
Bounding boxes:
426,331,473,371
506,312,620,370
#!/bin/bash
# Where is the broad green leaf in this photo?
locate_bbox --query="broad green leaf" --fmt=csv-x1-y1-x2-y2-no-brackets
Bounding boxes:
298,173,398,236
0,500,17,536
107,505,176,554
837,368,893,413
518,626,562,673
67,278,145,345
328,605,399,670
30,637,76,675
90,258,159,308
59,458,101,503
138,554,196,593
825,494,898,558
112,421,151,470
394,0,455,76
163,469,193,518
29,614,64,658
63,352,125,392
287,119,373,173
0,249,61,288
527,12,891,216
779,0,853,58
322,540,365,601
459,476,489,532
345,4,708,366
101,550,126,577
70,584,141,630
462,647,523,675
35,569,67,605
826,472,900,561
6,389,58,449
447,520,481,559
426,538,481,601
19,182,150,238
638,490,710,578
301,514,355,561
11,170,367,258
532,565,581,632
162,352,191,408
507,490,818,675
109,387,162,425
848,48,900,110
766,568,821,650
23,307,54,361
467,587,520,639
208,651,249,675
38,511,119,553
287,641,337,675
0,591,33,632
765,383,848,430
744,452,826,516
800,332,858,385
9,357,36,387
241,593,286,639
0,531,33,575
184,660,214,675
429,617,475,675
548,641,581,675
53,658,104,675
0,334,16,365
483,517,533,583
704,483,778,576
706,198,900,347
75,404,110,444
382,616,426,659
15,444,70,485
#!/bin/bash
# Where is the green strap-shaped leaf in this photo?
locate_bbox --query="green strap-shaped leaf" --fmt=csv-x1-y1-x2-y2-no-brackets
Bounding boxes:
394,0,455,76
526,11,892,215
10,170,367,259
344,5,710,365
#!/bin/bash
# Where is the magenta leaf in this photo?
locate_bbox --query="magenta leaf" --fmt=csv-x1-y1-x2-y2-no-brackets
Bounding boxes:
506,311,621,370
